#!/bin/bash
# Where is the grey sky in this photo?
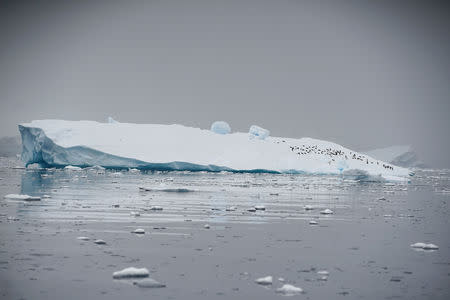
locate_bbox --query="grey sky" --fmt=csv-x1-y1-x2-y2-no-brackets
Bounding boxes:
1,0,449,167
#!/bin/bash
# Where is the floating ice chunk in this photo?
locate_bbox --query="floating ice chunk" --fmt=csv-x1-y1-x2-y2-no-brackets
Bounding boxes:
226,206,237,211
139,186,195,193
423,243,439,250
249,125,270,140
130,211,140,217
129,168,140,173
309,220,318,225
204,224,210,229
77,236,90,241
254,205,266,210
278,277,285,282
255,275,273,285
42,194,52,198
304,205,314,210
134,278,166,288
247,208,256,212
112,267,149,279
133,228,145,234
276,284,303,295
64,165,82,171
320,209,334,215
210,121,231,135
94,239,106,245
410,242,439,250
410,242,427,248
317,270,329,275
150,206,163,211
4,194,41,201
107,116,119,124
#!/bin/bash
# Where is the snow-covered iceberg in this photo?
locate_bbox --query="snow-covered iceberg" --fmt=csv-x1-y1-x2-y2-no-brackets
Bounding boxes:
18,120,411,180
364,145,425,168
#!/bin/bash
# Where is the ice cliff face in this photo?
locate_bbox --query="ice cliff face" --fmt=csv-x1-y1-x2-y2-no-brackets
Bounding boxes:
19,120,411,180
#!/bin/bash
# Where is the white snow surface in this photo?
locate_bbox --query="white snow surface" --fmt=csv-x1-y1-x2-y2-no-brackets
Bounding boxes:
19,120,410,179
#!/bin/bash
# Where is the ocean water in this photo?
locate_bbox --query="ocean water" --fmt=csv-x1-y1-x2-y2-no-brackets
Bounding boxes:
0,157,449,299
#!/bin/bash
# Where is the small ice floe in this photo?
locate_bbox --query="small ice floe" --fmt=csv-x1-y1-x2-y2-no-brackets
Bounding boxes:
112,204,120,208
304,205,314,210
132,228,145,234
94,239,106,245
278,277,285,282
410,242,438,250
276,284,303,296
378,197,387,201
64,165,82,171
4,194,41,201
254,205,266,211
77,236,90,241
317,270,329,276
134,278,166,288
320,209,334,215
150,206,163,211
130,211,140,217
112,267,149,279
309,220,318,225
204,224,210,229
226,206,237,211
255,275,273,285
139,186,195,193
247,208,257,212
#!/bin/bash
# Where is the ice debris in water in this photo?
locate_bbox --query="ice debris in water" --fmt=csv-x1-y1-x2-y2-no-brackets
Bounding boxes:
309,220,318,225
410,242,438,250
150,206,163,211
64,165,82,171
4,194,41,201
248,125,270,140
317,270,329,275
130,211,140,217
304,205,314,210
320,209,334,215
210,121,231,135
276,284,303,296
112,267,149,279
77,236,90,241
94,239,106,245
132,228,145,234
226,206,237,211
254,205,266,210
134,278,166,288
204,224,210,229
255,275,273,285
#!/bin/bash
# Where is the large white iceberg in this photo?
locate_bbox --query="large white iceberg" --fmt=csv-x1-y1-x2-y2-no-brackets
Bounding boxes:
18,120,411,180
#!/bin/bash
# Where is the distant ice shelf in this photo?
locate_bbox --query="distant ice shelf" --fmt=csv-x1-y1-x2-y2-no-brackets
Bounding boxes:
18,120,411,181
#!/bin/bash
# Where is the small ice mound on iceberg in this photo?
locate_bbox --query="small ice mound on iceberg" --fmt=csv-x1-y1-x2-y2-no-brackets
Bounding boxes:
410,242,438,250
4,194,41,201
276,284,303,296
132,228,145,234
320,209,334,215
134,278,166,288
77,236,90,241
255,275,273,285
210,121,231,135
113,267,149,279
249,125,270,140
107,116,119,124
94,239,107,245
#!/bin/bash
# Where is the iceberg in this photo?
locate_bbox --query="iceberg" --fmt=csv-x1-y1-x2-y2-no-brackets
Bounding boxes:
364,145,425,168
18,120,411,180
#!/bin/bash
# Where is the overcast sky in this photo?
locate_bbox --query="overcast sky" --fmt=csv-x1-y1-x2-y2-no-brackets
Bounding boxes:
1,0,449,167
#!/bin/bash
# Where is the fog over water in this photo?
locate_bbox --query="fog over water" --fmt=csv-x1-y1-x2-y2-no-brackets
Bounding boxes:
1,0,449,167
